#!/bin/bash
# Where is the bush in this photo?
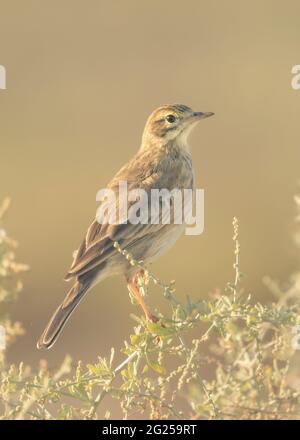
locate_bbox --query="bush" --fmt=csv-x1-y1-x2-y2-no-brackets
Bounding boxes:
1,200,300,420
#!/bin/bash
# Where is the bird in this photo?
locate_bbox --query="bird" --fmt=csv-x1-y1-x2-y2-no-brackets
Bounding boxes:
37,104,214,349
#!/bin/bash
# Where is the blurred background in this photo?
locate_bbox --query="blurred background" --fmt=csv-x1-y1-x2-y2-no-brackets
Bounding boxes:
1,0,300,368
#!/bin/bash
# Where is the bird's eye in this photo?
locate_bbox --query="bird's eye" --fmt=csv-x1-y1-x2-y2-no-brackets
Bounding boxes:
166,114,176,123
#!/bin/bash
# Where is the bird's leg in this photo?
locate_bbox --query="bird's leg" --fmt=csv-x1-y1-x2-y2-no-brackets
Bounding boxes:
127,272,159,323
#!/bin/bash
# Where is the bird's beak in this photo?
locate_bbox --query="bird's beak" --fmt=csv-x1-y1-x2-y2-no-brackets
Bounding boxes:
192,111,215,120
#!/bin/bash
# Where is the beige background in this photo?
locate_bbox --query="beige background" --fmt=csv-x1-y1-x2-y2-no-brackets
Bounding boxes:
1,1,300,367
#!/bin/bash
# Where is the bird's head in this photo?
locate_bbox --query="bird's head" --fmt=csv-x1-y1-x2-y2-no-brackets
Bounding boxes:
141,104,214,150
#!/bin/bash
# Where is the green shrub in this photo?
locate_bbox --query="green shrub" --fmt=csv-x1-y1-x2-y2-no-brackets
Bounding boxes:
1,200,300,420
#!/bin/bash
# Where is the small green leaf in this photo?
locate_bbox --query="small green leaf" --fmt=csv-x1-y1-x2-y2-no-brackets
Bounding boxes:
147,322,176,337
147,360,166,375
130,333,146,345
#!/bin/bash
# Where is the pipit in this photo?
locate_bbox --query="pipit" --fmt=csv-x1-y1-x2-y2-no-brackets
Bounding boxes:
37,104,214,349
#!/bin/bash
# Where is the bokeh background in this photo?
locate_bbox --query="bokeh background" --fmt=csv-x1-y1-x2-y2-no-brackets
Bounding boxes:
1,0,300,368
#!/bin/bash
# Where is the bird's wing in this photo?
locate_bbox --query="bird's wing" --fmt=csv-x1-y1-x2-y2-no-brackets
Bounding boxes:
65,149,171,279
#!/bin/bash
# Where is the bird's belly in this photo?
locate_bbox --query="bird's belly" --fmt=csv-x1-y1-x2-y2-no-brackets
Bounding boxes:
131,224,185,264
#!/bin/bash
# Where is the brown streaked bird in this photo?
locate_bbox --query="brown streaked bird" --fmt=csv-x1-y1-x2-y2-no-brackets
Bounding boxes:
37,104,214,349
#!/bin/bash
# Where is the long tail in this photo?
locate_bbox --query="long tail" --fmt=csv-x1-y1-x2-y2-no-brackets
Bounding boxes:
37,280,90,350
